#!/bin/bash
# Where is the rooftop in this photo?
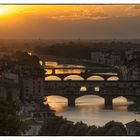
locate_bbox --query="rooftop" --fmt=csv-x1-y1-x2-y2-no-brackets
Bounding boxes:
126,120,140,128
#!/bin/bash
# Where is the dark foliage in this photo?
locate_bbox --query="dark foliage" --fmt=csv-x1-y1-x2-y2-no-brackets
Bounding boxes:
39,115,127,136
0,101,29,136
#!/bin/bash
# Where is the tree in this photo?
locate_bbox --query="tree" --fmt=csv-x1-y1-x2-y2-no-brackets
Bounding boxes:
101,121,127,136
86,125,98,136
105,126,126,136
57,122,74,136
39,115,128,136
39,116,68,136
0,101,29,136
73,121,89,136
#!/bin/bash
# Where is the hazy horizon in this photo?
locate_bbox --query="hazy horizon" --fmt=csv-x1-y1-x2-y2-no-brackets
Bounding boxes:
1,5,140,39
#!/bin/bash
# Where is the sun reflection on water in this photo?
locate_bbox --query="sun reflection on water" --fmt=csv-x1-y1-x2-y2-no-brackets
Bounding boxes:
46,95,130,113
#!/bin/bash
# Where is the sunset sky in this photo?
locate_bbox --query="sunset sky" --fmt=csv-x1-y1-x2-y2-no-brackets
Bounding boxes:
0,5,140,39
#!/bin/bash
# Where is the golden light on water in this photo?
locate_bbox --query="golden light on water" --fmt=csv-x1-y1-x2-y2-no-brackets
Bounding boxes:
45,69,52,75
46,95,129,113
87,76,104,81
113,105,128,111
64,75,84,80
55,69,82,74
45,75,61,81
46,96,68,112
107,76,119,81
113,96,127,104
113,96,128,111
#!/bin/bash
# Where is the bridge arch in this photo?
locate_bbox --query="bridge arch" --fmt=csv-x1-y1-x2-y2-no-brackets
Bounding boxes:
75,95,104,106
112,96,128,111
87,75,104,81
45,75,61,81
94,86,100,92
107,76,119,81
80,86,87,92
64,75,84,81
113,96,128,104
45,95,68,111
45,95,68,102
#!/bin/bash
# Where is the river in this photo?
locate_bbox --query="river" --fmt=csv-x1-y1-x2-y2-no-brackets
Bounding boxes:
44,61,140,126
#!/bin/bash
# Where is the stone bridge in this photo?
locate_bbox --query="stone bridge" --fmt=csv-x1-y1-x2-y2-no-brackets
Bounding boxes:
45,73,118,81
45,67,121,80
44,80,140,109
38,54,111,67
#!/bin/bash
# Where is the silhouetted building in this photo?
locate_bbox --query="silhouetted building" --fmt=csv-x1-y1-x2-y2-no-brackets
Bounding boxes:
91,50,123,66
0,78,19,102
22,76,44,101
23,119,42,136
23,103,55,136
32,103,55,121
126,48,140,80
126,120,140,136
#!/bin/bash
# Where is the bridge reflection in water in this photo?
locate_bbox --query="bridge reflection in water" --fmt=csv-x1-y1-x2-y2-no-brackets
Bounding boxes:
46,95,130,113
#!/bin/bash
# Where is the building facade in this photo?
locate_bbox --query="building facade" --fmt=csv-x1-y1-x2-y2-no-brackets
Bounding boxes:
22,76,44,101
126,120,140,136
0,78,19,102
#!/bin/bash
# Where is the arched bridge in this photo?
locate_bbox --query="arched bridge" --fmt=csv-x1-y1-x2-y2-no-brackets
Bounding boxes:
45,67,122,80
44,80,140,109
38,54,112,67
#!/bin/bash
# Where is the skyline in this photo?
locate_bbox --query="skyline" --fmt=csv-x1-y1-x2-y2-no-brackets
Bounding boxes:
1,5,140,39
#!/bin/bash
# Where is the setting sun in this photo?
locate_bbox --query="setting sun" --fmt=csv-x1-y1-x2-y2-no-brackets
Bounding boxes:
0,7,4,15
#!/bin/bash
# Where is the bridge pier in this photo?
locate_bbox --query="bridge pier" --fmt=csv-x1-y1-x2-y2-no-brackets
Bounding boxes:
103,77,108,81
51,69,55,75
67,95,76,107
104,96,113,109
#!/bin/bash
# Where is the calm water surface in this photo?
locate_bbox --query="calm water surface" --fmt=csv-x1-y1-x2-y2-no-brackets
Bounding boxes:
46,96,140,126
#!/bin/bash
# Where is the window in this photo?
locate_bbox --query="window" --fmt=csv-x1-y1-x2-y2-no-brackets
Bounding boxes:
38,86,41,93
33,87,35,94
94,86,100,92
